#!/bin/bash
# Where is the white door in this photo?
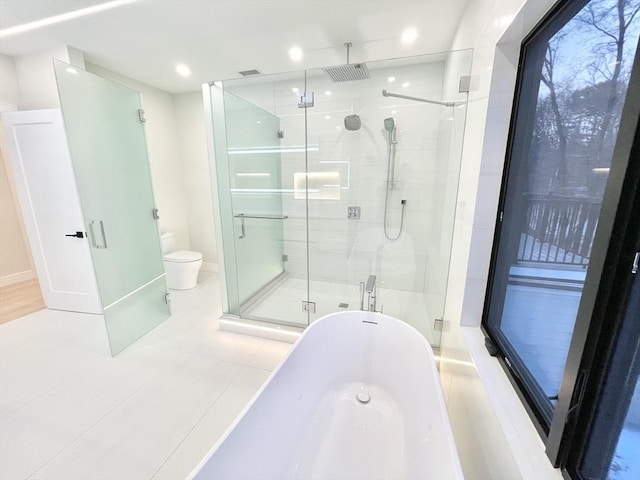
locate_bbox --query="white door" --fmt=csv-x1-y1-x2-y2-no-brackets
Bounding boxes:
1,109,102,314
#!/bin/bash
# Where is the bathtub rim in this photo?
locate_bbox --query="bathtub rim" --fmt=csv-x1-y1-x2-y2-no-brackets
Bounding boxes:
186,310,463,480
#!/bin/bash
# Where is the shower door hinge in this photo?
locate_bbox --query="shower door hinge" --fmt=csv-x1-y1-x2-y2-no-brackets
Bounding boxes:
302,301,316,313
632,252,639,274
298,91,314,108
499,211,504,222
152,208,160,220
434,318,444,332
277,130,284,139
138,108,146,122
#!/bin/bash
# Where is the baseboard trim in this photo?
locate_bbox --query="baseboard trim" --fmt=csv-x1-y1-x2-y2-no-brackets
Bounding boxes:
0,270,36,288
201,262,218,273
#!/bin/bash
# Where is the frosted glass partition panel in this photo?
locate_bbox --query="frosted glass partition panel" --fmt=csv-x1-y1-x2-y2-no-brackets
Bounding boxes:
304,51,472,347
54,61,169,355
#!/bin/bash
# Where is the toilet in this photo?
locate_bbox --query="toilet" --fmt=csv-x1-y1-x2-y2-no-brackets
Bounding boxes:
160,232,203,290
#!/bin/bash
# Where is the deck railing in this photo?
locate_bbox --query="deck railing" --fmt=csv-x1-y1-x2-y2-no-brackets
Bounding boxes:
517,195,601,266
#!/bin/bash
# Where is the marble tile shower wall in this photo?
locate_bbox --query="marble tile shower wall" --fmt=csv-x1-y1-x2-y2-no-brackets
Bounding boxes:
278,62,447,293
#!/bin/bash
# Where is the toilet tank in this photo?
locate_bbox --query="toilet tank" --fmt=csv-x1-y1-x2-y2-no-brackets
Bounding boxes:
160,232,176,254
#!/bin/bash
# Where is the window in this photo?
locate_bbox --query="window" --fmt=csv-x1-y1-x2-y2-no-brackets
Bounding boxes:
482,0,640,474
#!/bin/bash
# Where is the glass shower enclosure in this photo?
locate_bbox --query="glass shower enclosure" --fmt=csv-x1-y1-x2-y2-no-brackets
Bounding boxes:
208,50,472,348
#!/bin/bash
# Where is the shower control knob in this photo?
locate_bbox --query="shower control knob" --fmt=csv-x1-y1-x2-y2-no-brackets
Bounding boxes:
65,231,85,238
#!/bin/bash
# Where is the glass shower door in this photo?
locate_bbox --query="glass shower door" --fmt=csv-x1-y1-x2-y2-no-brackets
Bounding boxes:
54,60,169,355
210,72,309,327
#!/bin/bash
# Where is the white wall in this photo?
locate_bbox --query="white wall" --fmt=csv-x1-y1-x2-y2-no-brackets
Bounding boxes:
441,0,557,356
0,147,35,286
0,56,33,286
85,63,192,254
13,46,84,110
173,92,218,270
0,55,22,109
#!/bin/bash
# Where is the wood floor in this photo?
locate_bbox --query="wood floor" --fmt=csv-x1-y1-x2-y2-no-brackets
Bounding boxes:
0,278,45,325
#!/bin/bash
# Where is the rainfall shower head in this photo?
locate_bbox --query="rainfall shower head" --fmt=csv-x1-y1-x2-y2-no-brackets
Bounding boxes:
323,42,371,82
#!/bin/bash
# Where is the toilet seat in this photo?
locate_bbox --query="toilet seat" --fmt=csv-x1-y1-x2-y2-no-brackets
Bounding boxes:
164,250,203,263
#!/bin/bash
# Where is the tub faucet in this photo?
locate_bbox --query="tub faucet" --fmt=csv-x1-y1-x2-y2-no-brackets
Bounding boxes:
362,275,376,312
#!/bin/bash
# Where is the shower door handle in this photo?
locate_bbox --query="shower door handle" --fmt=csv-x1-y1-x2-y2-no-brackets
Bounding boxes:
233,214,289,220
88,220,108,249
233,213,288,240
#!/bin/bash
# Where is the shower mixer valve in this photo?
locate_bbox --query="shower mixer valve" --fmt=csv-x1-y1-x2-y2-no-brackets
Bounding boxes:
348,207,361,219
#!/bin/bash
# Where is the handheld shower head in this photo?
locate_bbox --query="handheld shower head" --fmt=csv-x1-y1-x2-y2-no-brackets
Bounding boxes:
384,117,397,144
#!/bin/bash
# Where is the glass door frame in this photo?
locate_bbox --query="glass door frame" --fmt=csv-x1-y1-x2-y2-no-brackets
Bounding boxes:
481,0,640,468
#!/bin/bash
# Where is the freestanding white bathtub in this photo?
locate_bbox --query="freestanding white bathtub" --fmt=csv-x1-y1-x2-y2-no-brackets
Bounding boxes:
188,311,463,480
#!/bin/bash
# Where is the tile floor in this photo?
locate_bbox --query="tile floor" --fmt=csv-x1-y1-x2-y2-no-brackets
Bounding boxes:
1,272,536,479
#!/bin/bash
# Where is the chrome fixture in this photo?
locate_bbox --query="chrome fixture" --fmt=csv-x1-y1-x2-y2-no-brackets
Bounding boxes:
88,220,108,249
361,275,377,312
382,89,460,107
234,213,288,239
382,117,406,241
384,117,397,187
347,206,361,219
323,42,371,82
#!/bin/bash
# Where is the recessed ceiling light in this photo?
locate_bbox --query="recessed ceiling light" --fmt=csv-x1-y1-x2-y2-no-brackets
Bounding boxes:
325,90,332,96
176,64,191,77
66,67,78,74
292,87,299,93
401,27,418,46
388,76,396,83
402,82,410,88
289,46,303,62
325,115,331,120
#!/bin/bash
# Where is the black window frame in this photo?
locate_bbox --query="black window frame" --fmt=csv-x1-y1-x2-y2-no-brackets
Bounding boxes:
481,0,640,472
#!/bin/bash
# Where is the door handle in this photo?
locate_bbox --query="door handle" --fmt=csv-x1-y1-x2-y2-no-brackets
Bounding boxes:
88,220,108,249
65,231,85,238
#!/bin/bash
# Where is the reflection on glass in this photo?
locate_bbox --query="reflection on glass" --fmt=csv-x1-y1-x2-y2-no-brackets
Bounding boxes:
497,0,640,408
608,376,640,479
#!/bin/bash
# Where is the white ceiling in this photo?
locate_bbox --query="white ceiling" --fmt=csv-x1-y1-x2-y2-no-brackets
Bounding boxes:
0,0,471,93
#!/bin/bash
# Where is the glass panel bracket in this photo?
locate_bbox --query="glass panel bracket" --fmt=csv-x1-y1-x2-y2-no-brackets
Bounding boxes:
297,91,314,108
302,301,316,313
